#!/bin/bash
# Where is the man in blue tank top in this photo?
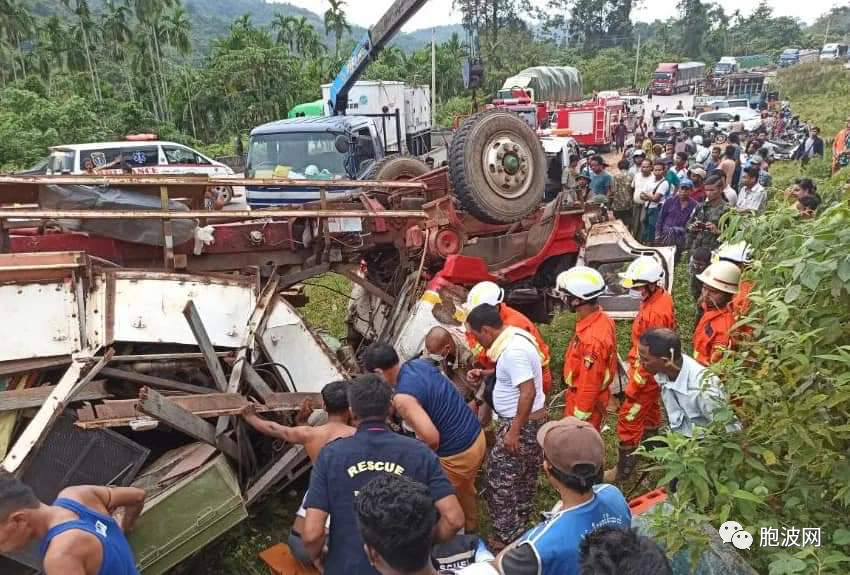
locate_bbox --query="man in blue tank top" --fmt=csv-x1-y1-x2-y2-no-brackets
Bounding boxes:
496,417,631,575
0,471,145,574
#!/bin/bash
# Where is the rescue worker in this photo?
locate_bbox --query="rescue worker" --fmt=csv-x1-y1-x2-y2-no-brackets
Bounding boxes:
554,267,617,429
693,261,741,365
713,241,753,318
605,257,676,482
464,281,553,394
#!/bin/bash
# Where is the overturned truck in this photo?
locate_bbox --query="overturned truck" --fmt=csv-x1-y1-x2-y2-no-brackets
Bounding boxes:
0,111,678,573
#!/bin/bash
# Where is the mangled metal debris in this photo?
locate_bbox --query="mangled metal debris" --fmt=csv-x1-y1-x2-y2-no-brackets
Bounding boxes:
0,252,346,574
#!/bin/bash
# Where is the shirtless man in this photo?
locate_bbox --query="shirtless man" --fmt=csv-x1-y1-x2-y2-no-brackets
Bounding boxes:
240,379,354,565
0,472,145,575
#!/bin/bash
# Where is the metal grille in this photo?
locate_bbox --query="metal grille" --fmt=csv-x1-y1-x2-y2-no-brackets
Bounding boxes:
3,411,150,571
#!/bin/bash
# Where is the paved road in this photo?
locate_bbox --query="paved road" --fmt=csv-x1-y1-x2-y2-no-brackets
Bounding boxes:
641,93,696,125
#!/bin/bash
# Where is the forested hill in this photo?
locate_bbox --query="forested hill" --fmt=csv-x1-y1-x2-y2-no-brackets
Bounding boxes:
22,0,465,53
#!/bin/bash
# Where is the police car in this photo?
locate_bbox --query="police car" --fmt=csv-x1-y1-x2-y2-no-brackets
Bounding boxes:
43,135,244,206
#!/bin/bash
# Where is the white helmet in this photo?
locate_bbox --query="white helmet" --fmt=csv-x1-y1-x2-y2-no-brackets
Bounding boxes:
692,135,703,145
713,241,752,266
465,281,504,311
697,261,741,294
555,266,606,301
619,256,663,289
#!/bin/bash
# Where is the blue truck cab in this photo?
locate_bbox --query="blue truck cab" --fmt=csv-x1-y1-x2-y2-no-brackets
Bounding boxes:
779,49,799,68
246,115,385,206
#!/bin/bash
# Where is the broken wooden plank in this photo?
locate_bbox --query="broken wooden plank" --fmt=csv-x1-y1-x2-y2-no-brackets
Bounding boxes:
94,352,234,363
2,348,112,474
0,355,72,377
183,300,229,392
159,443,218,485
246,445,311,505
0,380,110,412
334,265,396,305
99,367,215,396
74,392,321,429
243,364,275,402
137,388,239,461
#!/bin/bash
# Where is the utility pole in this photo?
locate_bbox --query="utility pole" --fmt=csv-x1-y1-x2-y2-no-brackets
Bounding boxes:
633,32,641,89
431,27,436,128
824,16,831,46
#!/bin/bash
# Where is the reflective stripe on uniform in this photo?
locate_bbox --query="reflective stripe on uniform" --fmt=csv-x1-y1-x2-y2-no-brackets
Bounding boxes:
633,370,645,386
601,369,611,389
574,408,592,420
625,402,642,422
420,291,442,305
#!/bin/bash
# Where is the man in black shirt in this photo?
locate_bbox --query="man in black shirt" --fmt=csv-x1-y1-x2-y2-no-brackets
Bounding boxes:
303,374,463,574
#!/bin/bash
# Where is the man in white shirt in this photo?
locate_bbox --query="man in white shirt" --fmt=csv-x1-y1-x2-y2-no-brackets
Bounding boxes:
735,166,767,214
715,171,737,205
466,303,546,550
631,157,655,238
638,160,673,244
637,328,740,437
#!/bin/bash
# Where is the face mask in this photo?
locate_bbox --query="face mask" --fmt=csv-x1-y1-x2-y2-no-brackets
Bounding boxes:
423,352,446,364
628,289,644,300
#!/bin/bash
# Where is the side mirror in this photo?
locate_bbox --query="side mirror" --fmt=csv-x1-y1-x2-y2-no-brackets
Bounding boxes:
335,135,350,154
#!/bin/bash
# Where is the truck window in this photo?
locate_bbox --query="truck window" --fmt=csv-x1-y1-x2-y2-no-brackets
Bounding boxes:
247,132,349,179
47,150,75,174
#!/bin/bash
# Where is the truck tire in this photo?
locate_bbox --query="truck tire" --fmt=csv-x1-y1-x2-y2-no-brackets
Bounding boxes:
366,156,430,181
450,110,546,224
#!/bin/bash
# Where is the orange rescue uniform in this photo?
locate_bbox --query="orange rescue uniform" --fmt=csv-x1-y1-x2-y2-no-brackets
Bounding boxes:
563,308,617,430
617,288,676,447
731,280,753,318
693,304,736,365
466,304,553,394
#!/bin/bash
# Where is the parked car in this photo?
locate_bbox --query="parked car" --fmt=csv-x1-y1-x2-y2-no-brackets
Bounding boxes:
45,137,234,177
661,110,688,120
625,96,645,119
42,136,243,206
696,108,761,133
651,118,703,143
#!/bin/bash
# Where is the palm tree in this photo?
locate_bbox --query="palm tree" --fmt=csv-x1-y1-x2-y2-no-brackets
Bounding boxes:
61,0,101,102
271,13,296,48
102,0,136,100
324,0,351,60
164,5,192,56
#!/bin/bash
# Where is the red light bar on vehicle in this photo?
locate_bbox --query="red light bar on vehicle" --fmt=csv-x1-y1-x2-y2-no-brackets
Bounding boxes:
125,134,158,141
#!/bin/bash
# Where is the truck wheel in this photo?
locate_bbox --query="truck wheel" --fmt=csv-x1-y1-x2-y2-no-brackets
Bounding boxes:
366,156,430,181
450,110,546,224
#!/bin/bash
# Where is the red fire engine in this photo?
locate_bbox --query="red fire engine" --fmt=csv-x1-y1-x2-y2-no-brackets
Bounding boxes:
550,97,626,150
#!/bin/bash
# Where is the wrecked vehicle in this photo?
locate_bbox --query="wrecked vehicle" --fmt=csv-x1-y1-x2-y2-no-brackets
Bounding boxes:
0,110,674,573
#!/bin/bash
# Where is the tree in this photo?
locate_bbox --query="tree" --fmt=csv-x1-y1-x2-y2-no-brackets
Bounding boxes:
323,0,350,60
568,0,634,54
61,0,101,103
677,0,711,59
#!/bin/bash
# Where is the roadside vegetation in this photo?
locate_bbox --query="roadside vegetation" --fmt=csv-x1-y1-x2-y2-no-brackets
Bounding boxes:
3,1,848,171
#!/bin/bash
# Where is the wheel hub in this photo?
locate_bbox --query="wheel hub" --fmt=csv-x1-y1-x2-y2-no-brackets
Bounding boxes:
484,136,533,199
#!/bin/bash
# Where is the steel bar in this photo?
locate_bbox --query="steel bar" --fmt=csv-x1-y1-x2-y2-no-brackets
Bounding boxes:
0,208,426,219
0,175,426,189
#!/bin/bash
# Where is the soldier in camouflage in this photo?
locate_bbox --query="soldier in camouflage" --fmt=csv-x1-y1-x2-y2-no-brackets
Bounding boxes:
687,173,729,312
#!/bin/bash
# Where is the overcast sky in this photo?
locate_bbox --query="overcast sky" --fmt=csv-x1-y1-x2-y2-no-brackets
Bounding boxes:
277,0,837,32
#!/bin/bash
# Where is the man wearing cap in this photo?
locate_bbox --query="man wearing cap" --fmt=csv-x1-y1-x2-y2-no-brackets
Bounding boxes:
656,178,698,257
638,329,740,438
496,417,631,575
554,267,618,430
693,261,741,365
629,148,645,176
464,281,553,395
465,304,547,551
606,257,676,482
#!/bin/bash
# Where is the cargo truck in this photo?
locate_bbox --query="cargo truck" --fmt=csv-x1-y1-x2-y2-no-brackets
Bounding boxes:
779,48,819,67
821,43,849,62
652,62,706,95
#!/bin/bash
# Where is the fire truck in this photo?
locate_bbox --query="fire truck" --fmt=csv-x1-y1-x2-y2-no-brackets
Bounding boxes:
548,97,627,151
